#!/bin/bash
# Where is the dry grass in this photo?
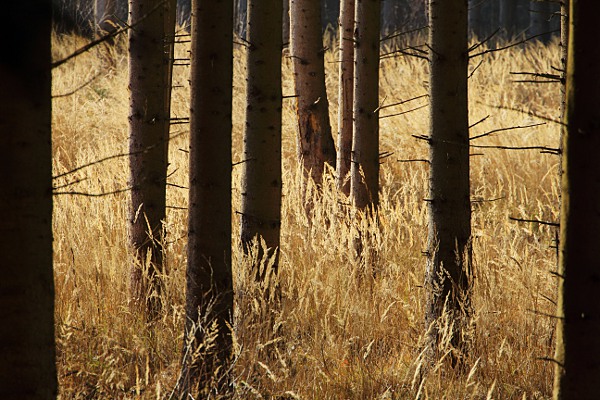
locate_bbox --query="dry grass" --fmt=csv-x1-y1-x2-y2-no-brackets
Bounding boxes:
51,31,561,399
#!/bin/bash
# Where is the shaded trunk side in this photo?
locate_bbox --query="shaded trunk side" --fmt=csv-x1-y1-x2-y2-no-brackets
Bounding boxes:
179,0,234,395
553,1,600,398
128,0,174,319
0,2,56,398
350,0,380,210
240,0,283,279
425,0,472,363
336,0,355,196
290,0,336,186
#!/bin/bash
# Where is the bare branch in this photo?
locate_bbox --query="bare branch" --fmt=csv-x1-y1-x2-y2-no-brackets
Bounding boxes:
52,71,103,98
509,216,559,227
470,122,546,141
380,104,428,119
53,187,132,197
378,94,428,110
470,29,560,58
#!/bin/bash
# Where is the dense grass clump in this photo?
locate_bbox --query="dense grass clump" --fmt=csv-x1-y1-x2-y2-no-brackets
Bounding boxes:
52,32,560,399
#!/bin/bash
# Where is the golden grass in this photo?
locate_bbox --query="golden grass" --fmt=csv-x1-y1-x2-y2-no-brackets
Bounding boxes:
51,31,561,399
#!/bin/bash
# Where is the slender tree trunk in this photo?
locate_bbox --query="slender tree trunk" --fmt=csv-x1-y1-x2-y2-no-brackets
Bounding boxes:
0,2,56,399
178,0,234,395
553,1,600,397
240,0,283,281
351,0,380,210
290,0,336,187
425,0,472,364
128,0,176,320
336,0,355,196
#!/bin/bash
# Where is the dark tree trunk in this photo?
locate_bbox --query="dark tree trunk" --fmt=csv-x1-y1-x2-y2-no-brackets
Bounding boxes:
499,0,518,38
240,0,283,282
350,0,380,210
290,0,336,187
553,1,600,398
128,0,176,320
425,0,472,364
336,0,355,196
0,2,57,398
529,0,554,43
179,0,234,395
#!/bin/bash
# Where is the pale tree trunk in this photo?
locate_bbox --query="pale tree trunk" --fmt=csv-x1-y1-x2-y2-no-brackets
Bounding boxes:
0,2,56,398
560,0,568,116
290,0,336,186
350,0,380,210
128,0,176,320
425,0,472,365
553,1,600,397
241,0,283,281
336,0,355,196
178,0,233,395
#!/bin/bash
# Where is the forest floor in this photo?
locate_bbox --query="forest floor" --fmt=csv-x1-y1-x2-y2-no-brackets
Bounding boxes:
51,31,561,399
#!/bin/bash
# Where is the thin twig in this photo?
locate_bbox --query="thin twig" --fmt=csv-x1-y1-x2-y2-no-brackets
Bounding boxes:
470,122,546,141
53,187,132,197
474,101,564,125
470,29,560,58
53,71,103,98
471,144,559,154
380,104,428,119
509,216,559,227
378,94,428,110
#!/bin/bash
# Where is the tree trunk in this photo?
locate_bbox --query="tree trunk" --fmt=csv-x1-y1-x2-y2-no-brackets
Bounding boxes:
425,0,472,365
350,0,380,210
499,0,518,38
240,0,283,281
468,0,484,38
178,0,234,395
381,0,400,36
529,0,553,42
0,2,56,398
128,0,176,320
553,1,600,397
290,0,336,187
336,0,355,196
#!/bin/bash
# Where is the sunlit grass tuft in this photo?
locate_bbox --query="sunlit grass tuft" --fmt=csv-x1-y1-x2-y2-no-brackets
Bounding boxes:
52,31,560,399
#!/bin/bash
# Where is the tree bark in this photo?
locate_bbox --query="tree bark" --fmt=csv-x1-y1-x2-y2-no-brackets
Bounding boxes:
425,0,472,364
336,0,355,196
240,0,283,281
178,0,234,395
529,0,553,42
290,0,336,187
499,0,518,38
0,2,56,398
128,0,176,320
553,1,600,397
350,0,380,210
